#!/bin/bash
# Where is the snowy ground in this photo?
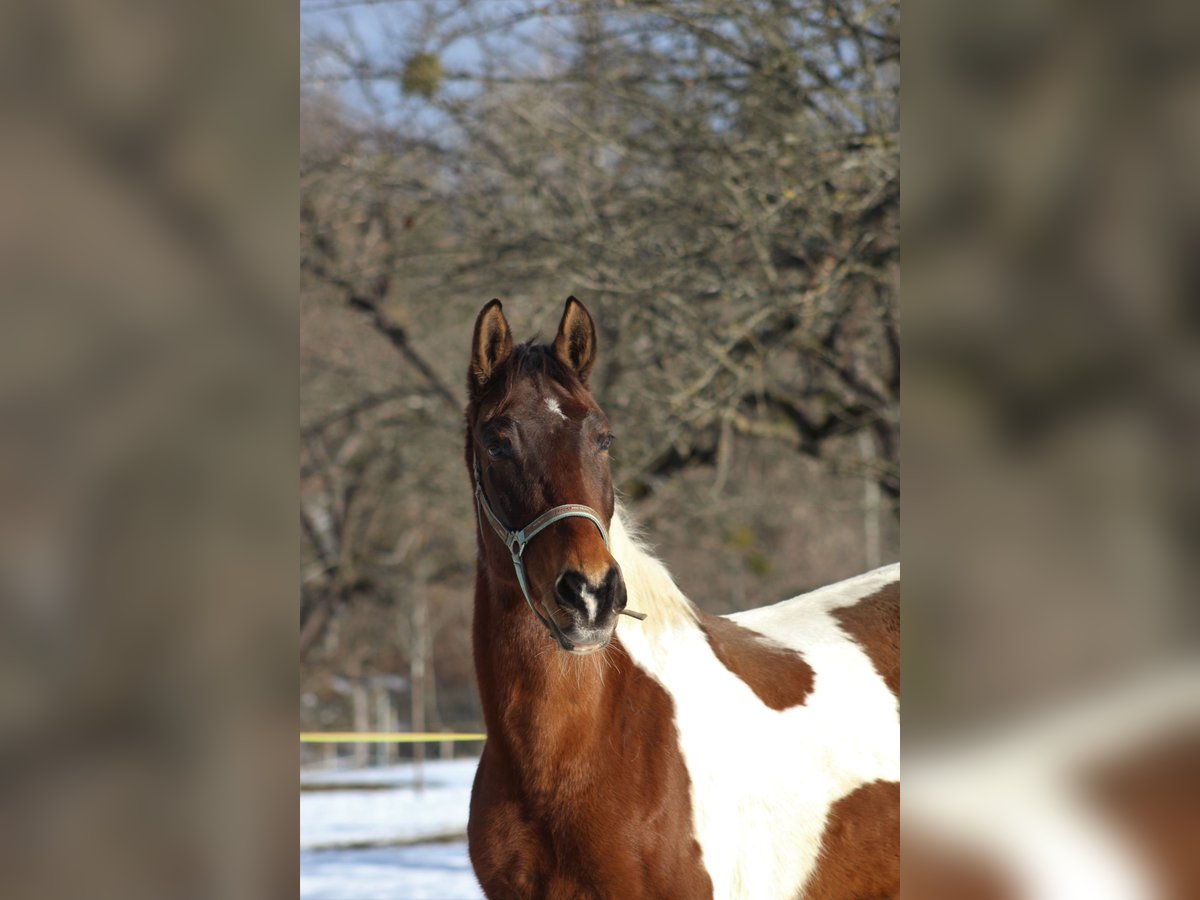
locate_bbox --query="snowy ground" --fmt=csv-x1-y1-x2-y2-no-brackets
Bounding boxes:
301,843,481,900
301,758,479,849
301,757,484,899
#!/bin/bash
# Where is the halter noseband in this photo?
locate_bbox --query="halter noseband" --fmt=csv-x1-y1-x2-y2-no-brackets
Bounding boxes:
473,455,645,650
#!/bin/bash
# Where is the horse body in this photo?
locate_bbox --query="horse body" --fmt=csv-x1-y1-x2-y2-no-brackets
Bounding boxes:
464,298,899,899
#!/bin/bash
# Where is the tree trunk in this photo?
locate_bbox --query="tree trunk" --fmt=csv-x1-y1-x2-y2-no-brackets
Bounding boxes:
859,429,882,570
410,580,429,793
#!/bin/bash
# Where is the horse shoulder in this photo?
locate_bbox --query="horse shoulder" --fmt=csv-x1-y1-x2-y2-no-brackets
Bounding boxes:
468,745,546,898
469,691,713,900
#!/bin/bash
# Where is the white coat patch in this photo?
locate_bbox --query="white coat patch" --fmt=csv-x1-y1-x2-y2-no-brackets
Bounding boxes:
545,397,567,420
609,509,900,899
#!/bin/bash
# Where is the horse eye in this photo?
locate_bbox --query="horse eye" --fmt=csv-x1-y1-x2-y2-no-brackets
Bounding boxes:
487,442,511,460
598,433,614,451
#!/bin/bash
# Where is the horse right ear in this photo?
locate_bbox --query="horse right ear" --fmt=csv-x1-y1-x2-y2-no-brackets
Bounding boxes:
469,299,513,395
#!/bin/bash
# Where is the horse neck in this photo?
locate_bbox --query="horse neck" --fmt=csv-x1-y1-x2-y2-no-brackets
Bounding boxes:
469,506,697,799
471,558,620,776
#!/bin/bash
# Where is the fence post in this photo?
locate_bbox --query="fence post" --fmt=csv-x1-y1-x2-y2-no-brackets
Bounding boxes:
373,683,393,766
411,586,428,793
351,682,369,767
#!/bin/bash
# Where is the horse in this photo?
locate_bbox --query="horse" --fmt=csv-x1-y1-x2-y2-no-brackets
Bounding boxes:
464,296,900,899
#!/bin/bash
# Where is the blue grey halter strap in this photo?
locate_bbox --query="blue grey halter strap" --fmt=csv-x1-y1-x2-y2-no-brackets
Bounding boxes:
472,455,645,650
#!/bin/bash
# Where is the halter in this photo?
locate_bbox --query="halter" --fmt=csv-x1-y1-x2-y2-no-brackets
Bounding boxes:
473,455,645,650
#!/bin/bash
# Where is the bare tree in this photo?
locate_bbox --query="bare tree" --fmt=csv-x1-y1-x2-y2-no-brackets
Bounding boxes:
299,0,899,734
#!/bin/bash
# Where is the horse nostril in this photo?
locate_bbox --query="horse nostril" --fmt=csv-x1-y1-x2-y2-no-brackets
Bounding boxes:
555,570,586,610
608,568,627,613
556,568,625,622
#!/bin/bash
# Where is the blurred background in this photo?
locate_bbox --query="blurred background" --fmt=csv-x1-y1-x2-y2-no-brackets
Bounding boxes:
299,0,898,755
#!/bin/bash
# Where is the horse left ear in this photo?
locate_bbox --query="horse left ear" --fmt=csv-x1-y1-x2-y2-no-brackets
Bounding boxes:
553,296,597,384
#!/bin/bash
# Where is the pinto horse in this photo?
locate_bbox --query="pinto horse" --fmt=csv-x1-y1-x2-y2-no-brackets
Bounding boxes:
465,297,899,899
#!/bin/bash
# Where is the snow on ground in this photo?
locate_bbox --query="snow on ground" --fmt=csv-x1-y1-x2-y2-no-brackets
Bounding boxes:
302,757,484,899
301,842,483,900
301,758,479,849
301,758,480,790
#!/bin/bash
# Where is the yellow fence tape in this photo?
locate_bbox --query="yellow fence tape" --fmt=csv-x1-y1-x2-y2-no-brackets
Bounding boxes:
300,732,486,743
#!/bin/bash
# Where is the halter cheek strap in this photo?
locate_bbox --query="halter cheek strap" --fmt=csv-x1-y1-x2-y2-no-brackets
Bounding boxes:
473,456,646,650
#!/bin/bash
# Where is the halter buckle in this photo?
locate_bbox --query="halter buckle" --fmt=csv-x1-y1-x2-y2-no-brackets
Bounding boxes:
507,533,525,559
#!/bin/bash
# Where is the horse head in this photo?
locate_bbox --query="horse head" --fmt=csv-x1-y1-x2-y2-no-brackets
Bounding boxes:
465,296,627,654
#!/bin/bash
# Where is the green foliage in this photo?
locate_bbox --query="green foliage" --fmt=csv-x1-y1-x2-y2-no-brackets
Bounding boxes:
402,53,442,98
726,524,756,551
726,525,774,578
743,551,773,578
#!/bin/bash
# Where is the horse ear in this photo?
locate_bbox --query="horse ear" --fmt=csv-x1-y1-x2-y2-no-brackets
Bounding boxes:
552,296,597,384
470,299,513,393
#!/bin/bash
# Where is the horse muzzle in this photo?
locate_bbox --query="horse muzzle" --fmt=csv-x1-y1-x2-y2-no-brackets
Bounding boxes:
553,565,626,649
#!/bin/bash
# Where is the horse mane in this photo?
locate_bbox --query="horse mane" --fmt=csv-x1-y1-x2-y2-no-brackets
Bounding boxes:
609,502,699,639
488,341,587,408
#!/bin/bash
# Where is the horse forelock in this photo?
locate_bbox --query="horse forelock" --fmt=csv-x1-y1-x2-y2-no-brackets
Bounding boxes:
479,341,590,417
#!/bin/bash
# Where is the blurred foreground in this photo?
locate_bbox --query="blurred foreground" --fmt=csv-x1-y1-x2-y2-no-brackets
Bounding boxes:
903,0,1200,894
0,1,298,898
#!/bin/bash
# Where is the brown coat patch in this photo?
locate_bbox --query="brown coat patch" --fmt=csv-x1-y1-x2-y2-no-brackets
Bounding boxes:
832,582,900,699
804,780,900,899
698,613,815,710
